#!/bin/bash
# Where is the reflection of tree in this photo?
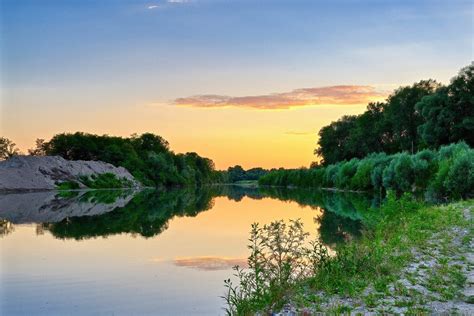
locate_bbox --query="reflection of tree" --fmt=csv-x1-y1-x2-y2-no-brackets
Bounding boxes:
217,186,376,245
43,187,214,240
211,185,265,202
41,185,376,246
0,219,14,237
316,211,362,245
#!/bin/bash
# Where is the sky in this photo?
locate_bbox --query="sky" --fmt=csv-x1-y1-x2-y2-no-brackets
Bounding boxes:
0,0,472,169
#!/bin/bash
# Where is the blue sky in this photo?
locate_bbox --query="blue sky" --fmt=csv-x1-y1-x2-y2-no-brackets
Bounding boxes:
0,0,472,168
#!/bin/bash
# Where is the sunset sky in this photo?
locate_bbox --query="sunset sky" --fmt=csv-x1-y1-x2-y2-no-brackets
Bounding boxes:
1,0,472,169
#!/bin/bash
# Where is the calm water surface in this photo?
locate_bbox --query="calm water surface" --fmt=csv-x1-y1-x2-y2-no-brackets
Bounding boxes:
0,186,377,315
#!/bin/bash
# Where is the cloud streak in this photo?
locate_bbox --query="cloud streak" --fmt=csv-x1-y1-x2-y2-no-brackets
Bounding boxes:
285,130,315,136
174,85,386,110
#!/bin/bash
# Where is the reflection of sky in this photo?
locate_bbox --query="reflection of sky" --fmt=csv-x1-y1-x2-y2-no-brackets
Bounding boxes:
0,196,323,314
1,1,472,168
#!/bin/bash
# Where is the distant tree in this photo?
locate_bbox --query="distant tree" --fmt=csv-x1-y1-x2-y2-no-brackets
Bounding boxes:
227,165,246,182
40,132,218,187
28,138,47,156
225,165,268,182
0,137,20,160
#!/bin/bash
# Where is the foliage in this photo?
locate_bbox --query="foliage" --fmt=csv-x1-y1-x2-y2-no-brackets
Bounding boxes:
43,187,215,239
224,195,473,314
223,219,329,315
417,64,474,148
223,165,270,183
0,137,21,160
56,181,80,190
315,64,473,165
79,173,134,189
260,142,474,200
33,132,220,187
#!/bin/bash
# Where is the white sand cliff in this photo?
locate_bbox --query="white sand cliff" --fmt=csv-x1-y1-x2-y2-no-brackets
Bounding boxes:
0,155,140,191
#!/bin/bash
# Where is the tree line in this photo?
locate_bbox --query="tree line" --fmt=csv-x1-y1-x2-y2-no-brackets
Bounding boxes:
222,165,270,183
259,142,474,200
316,64,474,165
27,132,221,187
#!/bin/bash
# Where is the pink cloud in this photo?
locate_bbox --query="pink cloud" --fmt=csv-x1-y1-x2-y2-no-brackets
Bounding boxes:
174,85,386,110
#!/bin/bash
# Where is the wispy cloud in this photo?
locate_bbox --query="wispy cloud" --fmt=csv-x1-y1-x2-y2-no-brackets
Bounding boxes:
174,85,387,110
148,0,190,9
285,130,315,136
173,256,247,271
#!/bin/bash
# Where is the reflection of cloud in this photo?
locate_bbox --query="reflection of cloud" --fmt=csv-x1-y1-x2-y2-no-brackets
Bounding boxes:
167,0,190,3
174,85,386,110
173,256,247,271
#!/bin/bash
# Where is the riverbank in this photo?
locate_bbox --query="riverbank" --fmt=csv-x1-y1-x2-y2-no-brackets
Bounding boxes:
225,196,474,314
289,199,473,314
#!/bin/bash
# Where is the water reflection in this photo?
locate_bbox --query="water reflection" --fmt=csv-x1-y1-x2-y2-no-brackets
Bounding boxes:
0,186,378,246
0,186,380,315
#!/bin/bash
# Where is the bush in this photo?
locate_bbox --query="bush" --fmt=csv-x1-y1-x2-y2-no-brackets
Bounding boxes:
444,151,474,199
57,181,80,190
223,219,329,315
335,159,359,189
260,142,473,201
79,173,133,189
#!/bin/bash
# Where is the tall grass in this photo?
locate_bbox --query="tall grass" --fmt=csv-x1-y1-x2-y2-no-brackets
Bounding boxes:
223,219,329,315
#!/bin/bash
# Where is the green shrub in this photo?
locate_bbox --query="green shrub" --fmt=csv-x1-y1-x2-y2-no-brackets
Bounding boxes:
57,181,80,190
79,173,133,189
223,219,329,315
444,150,474,199
260,142,473,201
351,159,374,190
336,159,359,189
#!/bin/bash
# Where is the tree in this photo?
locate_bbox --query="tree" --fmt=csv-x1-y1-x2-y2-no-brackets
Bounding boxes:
28,139,47,156
40,132,218,187
417,64,474,148
0,137,20,160
315,115,358,164
381,80,440,154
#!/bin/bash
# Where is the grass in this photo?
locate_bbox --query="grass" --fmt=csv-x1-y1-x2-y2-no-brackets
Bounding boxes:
224,193,473,314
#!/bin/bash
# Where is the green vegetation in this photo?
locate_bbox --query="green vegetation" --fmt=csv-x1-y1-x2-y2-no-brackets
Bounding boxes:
56,173,133,190
316,64,473,165
224,195,473,314
79,173,134,189
33,132,220,187
43,188,215,239
223,219,327,314
259,142,474,200
56,181,80,190
222,165,269,183
43,186,368,245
